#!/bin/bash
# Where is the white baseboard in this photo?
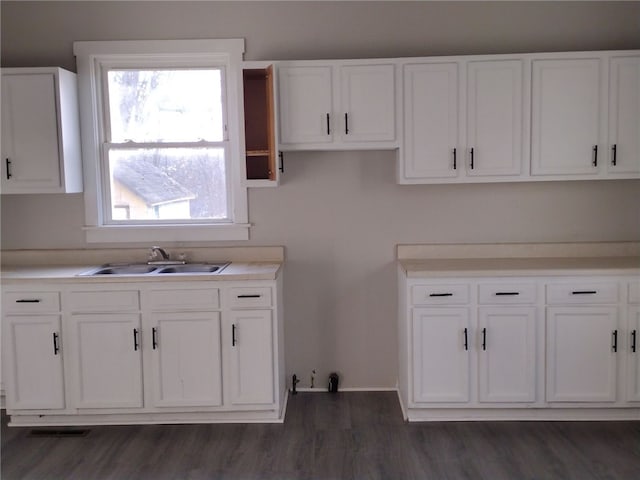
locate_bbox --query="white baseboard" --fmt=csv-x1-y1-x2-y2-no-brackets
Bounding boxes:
293,387,397,393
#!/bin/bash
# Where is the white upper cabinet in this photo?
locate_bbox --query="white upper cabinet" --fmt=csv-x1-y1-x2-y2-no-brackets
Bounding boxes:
531,58,602,177
466,59,524,177
400,57,525,183
608,55,640,175
399,49,639,184
403,62,459,180
278,65,333,146
339,64,396,143
278,62,397,150
1,67,82,194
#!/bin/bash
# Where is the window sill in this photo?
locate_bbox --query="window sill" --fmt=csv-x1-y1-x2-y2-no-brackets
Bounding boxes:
83,224,250,243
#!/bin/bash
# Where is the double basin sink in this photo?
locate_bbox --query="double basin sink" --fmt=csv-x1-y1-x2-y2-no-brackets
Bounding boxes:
78,262,230,276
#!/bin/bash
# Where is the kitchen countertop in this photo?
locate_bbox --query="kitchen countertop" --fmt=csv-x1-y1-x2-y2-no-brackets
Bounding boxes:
1,261,282,283
400,256,640,278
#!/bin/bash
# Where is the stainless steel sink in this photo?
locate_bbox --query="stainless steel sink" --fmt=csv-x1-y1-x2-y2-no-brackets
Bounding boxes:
79,264,159,275
78,263,229,276
156,263,228,274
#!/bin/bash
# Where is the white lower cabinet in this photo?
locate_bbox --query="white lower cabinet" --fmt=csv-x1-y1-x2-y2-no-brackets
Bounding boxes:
546,306,618,402
147,286,223,408
225,310,275,406
3,314,65,410
2,288,65,410
412,307,470,403
478,306,537,403
626,292,640,401
150,311,222,408
399,272,639,421
68,313,144,409
2,275,285,425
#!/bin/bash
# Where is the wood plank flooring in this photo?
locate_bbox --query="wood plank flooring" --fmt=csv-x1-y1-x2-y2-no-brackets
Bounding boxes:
2,392,640,479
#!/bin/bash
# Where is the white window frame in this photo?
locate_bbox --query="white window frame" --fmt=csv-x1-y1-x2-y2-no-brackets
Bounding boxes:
74,39,249,243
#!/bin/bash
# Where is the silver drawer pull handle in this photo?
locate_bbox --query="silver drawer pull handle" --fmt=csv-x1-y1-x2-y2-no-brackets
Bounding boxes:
16,299,41,303
237,294,261,299
429,293,453,297
571,290,597,295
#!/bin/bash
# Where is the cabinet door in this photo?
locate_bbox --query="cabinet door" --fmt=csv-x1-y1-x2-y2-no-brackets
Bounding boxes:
1,73,62,192
278,66,333,145
403,63,459,179
466,60,523,177
477,307,536,403
225,310,275,406
2,315,65,410
411,307,470,403
150,312,222,407
339,64,395,143
627,306,640,402
608,56,640,175
69,313,143,408
531,58,601,176
546,306,618,402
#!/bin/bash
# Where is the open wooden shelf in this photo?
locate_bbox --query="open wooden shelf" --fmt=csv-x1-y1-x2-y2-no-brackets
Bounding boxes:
243,66,276,181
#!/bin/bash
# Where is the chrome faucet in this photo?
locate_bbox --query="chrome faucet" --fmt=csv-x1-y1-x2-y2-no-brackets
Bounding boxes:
149,246,170,263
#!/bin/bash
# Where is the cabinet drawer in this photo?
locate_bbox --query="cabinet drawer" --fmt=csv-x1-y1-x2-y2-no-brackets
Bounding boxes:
478,283,537,304
149,288,220,310
629,282,640,304
411,285,469,305
3,291,60,313
68,290,140,312
546,282,618,304
228,287,273,308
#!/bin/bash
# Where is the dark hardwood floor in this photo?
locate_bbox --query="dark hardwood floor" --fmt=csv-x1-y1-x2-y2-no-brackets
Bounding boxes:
2,392,640,479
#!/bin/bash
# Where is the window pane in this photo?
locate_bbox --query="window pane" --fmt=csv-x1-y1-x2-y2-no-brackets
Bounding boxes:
107,69,224,142
107,148,228,221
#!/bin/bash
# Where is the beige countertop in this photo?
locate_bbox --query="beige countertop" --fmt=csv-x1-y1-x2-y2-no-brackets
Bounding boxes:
1,262,282,284
400,256,640,278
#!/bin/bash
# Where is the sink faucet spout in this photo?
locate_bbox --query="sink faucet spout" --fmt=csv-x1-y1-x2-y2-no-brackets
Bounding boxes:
149,246,170,262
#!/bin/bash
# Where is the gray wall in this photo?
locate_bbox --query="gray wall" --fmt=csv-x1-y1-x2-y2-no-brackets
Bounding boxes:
2,1,640,389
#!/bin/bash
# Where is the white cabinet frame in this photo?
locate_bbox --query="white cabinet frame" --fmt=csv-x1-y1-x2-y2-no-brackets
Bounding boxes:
278,60,398,151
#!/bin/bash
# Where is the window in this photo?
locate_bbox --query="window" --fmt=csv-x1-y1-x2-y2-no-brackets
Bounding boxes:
74,40,248,242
